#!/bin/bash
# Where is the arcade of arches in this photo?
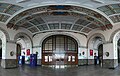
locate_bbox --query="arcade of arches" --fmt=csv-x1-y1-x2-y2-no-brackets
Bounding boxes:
1,0,120,70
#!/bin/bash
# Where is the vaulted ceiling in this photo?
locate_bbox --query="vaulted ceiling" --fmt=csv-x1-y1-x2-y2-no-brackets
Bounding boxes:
0,0,120,35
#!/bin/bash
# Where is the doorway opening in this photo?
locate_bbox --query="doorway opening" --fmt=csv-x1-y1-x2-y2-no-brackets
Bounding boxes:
98,44,103,66
117,39,120,63
0,40,2,63
42,35,78,68
16,44,23,65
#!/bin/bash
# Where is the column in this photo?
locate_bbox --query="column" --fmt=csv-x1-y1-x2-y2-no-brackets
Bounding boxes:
1,40,17,68
103,42,118,68
78,46,88,65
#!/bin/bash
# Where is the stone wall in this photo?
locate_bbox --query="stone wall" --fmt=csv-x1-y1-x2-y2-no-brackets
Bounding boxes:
88,59,94,65
103,59,118,69
78,59,88,65
1,59,17,69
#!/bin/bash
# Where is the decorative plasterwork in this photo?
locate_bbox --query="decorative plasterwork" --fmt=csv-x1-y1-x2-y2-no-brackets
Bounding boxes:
0,3,23,22
14,32,33,45
87,33,106,47
109,28,120,42
39,32,81,47
97,3,120,23
7,5,112,35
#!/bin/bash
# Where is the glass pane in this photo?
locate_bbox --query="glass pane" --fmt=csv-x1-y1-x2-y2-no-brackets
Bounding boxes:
49,23,59,29
45,56,48,62
28,27,39,33
104,10,115,15
37,25,44,31
43,35,77,52
61,23,72,29
5,9,16,15
98,6,110,11
0,8,5,13
115,9,120,13
68,56,71,61
0,3,9,8
30,19,40,25
49,56,52,62
72,56,75,62
48,44,52,50
111,4,120,8
60,54,65,59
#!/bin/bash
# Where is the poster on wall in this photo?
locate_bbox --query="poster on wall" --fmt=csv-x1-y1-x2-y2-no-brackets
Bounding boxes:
27,49,30,56
90,49,93,56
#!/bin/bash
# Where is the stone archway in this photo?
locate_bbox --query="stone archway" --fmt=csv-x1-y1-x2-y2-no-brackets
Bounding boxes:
109,28,120,43
33,32,82,66
110,29,120,66
14,32,33,52
41,35,78,67
87,33,105,65
87,33,105,46
39,32,81,47
14,32,33,65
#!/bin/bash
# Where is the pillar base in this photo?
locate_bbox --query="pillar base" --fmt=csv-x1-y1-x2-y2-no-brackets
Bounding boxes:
1,59,17,69
87,59,94,65
103,59,118,69
78,59,87,65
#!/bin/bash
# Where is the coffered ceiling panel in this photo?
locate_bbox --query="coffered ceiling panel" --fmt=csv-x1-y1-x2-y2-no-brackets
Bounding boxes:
28,27,39,33
97,3,120,23
7,5,113,35
0,3,23,22
61,23,72,30
0,1,118,35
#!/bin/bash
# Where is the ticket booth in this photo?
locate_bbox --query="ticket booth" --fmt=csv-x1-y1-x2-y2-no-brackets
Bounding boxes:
30,54,37,67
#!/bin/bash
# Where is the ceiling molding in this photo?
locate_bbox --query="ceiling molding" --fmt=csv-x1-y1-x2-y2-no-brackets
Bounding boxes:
16,0,31,3
91,0,105,4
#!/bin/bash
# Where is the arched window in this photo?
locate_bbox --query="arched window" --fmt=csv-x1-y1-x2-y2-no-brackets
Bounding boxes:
42,35,78,53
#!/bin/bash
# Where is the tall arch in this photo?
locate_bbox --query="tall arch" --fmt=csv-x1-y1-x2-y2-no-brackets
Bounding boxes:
14,32,32,43
41,35,78,66
87,33,105,47
109,28,120,43
14,32,33,65
39,33,81,47
14,32,33,51
110,29,120,61
87,33,105,65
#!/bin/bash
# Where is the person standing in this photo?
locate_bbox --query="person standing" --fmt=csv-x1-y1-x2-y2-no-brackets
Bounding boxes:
94,53,97,65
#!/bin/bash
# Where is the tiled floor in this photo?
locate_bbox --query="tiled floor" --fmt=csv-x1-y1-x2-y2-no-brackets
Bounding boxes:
0,65,120,76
